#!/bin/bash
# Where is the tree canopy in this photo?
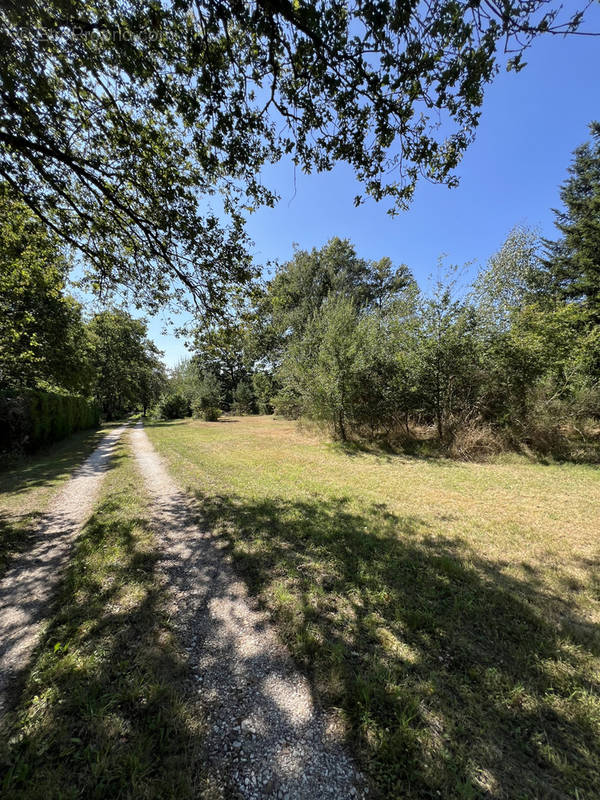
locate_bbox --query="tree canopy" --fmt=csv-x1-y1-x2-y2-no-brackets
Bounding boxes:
87,309,166,418
0,0,594,313
0,187,91,392
0,187,167,416
256,237,414,365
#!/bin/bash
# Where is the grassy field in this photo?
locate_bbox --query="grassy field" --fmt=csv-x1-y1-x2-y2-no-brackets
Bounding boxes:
0,425,113,576
0,434,210,800
146,415,600,800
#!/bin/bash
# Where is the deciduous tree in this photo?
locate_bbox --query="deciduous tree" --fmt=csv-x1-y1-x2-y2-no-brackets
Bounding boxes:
0,188,91,392
0,1,592,311
88,309,164,418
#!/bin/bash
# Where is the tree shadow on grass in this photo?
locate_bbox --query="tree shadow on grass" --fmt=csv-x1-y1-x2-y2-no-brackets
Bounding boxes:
0,441,126,581
144,419,190,428
0,511,44,576
0,487,210,800
145,418,239,428
191,490,600,799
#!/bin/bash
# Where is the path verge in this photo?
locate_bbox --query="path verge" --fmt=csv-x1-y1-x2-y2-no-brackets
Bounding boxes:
1,433,214,800
0,425,125,716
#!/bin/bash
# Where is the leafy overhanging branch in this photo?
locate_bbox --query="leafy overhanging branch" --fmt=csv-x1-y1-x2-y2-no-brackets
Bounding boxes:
0,0,596,313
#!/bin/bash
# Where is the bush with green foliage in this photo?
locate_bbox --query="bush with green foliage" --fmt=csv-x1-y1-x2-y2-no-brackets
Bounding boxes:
190,372,222,421
231,380,255,415
151,393,190,421
192,372,221,412
272,384,303,420
251,371,275,414
194,406,222,422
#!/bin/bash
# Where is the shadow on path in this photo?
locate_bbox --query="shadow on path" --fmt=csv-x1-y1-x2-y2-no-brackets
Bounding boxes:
0,454,209,800
131,423,366,800
0,426,126,717
188,487,600,798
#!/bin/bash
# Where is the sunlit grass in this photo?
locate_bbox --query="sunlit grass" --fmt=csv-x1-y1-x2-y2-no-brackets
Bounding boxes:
0,434,210,800
146,415,600,799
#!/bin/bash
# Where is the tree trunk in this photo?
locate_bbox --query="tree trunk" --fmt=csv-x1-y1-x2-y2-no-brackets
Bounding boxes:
338,409,347,441
436,408,443,441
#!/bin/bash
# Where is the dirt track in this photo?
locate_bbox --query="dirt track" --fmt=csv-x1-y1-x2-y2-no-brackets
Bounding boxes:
0,422,365,798
0,426,125,717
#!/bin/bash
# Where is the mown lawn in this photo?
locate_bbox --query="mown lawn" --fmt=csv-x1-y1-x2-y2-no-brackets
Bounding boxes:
0,425,113,576
0,433,210,800
146,415,600,800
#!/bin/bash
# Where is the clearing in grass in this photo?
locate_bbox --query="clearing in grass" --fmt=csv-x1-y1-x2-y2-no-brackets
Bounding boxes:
145,415,600,799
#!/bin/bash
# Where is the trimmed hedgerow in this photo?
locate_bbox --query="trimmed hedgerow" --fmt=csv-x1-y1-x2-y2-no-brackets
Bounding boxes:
0,388,99,454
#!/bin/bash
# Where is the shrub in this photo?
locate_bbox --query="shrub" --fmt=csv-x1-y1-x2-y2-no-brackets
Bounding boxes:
152,392,190,420
448,422,505,461
231,380,255,415
193,406,221,421
190,373,222,421
252,371,275,414
272,384,303,419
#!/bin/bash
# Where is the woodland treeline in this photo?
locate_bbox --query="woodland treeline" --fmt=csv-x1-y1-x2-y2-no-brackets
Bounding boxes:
174,125,600,459
2,2,598,458
0,188,165,451
1,124,599,459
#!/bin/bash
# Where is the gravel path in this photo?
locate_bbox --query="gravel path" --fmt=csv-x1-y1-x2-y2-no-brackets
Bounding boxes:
131,422,367,800
0,426,125,717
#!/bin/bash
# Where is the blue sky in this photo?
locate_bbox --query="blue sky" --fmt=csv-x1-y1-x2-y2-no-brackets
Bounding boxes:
149,5,600,366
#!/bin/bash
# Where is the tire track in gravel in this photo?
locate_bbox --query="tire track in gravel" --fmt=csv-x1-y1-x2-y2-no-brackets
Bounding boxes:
131,422,368,800
0,425,126,717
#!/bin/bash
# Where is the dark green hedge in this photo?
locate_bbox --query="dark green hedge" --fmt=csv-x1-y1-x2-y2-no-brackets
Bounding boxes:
0,388,100,454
